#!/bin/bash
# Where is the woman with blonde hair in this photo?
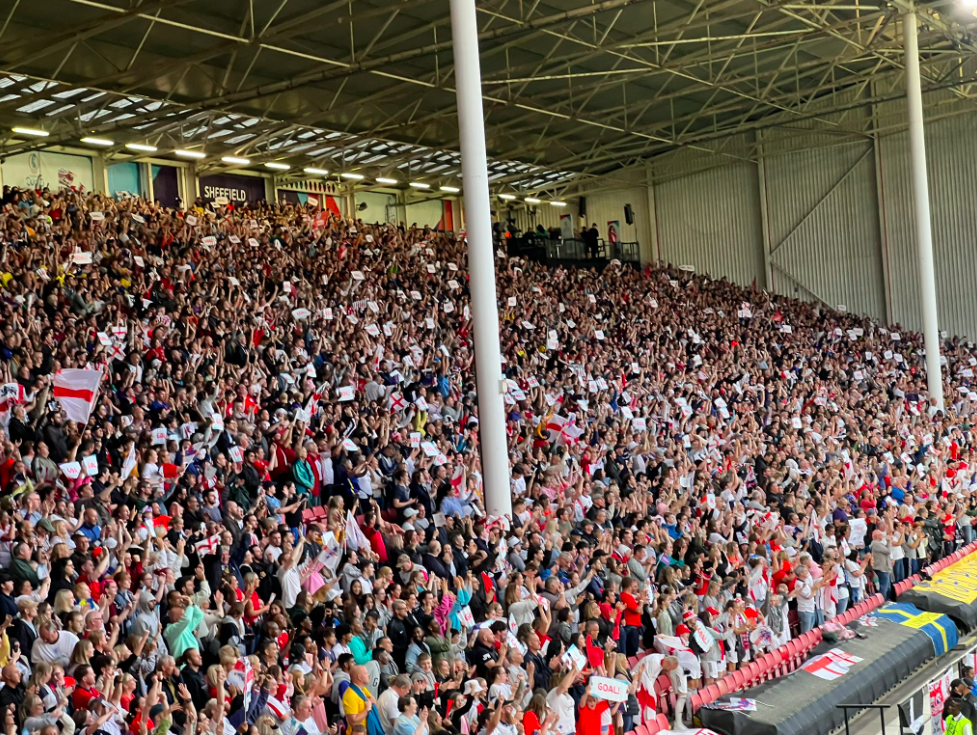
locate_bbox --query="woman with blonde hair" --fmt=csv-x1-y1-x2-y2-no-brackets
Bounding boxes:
66,637,93,677
90,628,118,655
20,694,64,734
218,645,239,674
205,663,231,705
35,602,53,631
49,534,72,561
53,588,76,618
28,662,57,712
255,716,279,735
118,672,138,713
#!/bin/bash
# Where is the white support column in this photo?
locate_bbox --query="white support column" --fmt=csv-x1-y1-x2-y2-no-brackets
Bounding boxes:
756,130,775,291
450,0,511,518
644,165,659,265
903,10,944,410
143,162,154,202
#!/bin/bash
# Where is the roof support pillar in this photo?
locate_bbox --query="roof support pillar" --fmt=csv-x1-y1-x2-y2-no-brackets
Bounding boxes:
902,9,944,410
450,0,511,518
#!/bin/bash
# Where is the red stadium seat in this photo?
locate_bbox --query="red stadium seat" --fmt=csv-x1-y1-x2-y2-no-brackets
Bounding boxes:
641,723,657,735
717,679,730,696
746,661,761,684
753,655,770,680
656,714,670,731
704,684,721,703
731,669,746,691
690,692,703,713
657,674,672,695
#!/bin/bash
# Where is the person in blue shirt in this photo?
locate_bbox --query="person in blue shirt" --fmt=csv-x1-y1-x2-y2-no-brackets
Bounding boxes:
393,695,429,735
78,508,101,543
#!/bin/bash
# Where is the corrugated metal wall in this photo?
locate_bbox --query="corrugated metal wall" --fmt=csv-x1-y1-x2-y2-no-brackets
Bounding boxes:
555,74,977,341
653,160,766,286
763,139,887,322
876,97,977,339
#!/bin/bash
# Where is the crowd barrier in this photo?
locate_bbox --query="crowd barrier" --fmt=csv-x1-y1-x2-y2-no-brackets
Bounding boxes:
625,541,977,735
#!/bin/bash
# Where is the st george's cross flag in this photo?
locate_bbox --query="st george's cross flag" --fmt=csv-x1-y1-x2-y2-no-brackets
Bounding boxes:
53,368,104,424
194,534,221,556
802,649,862,680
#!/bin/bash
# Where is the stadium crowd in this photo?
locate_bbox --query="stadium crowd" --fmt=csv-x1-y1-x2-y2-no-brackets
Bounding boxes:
0,183,974,735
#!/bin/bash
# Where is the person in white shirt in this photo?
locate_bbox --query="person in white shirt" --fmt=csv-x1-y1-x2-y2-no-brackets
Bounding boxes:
830,551,849,616
544,667,578,735
379,676,412,734
511,465,527,496
662,656,690,729
890,525,906,584
791,566,820,634
845,555,870,604
277,536,306,609
31,624,78,667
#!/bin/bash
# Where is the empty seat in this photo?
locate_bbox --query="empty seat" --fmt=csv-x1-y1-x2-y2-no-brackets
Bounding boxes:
717,679,730,696
656,714,671,731
690,692,703,713
745,661,761,684
704,684,721,703
731,669,746,691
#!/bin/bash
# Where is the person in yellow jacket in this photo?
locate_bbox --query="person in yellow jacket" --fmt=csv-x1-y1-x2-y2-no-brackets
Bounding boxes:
946,698,975,735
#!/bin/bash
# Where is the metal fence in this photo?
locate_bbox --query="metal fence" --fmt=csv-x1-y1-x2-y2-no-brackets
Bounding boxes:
504,236,640,264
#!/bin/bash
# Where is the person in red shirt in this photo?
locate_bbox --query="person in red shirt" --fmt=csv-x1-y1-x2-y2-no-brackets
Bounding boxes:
620,577,643,657
71,664,101,711
522,692,556,735
577,689,619,735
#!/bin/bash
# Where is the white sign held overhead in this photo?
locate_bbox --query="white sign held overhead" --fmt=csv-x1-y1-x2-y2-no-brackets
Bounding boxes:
588,676,629,702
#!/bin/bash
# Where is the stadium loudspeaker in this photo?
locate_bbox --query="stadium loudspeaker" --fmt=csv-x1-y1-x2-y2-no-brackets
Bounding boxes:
624,203,634,225
579,196,587,218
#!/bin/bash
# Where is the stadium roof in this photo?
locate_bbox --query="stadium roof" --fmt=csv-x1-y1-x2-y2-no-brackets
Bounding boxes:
0,0,976,195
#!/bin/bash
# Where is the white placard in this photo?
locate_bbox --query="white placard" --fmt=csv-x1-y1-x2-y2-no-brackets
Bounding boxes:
588,676,629,702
